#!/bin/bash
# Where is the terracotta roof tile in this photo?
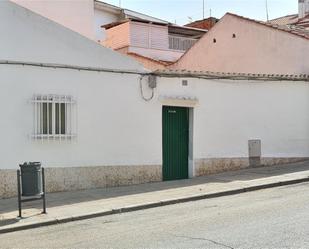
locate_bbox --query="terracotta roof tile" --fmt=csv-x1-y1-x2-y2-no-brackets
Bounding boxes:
270,14,309,29
269,14,299,26
226,13,309,40
153,69,309,81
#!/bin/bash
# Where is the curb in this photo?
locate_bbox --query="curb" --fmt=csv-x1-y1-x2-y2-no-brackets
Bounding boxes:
1,176,309,234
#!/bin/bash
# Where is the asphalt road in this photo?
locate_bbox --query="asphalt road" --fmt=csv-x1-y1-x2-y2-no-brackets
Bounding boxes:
1,182,309,249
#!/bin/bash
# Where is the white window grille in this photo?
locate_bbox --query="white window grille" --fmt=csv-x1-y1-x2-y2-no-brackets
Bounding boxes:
31,94,76,140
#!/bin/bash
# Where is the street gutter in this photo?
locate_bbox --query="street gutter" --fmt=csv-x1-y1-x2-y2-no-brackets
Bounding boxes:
1,176,309,234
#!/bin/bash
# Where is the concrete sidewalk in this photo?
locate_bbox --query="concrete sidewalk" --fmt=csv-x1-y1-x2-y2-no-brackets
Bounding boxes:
1,161,309,234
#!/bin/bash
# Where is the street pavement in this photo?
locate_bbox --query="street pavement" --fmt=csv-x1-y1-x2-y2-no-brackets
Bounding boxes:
1,161,309,233
1,182,309,249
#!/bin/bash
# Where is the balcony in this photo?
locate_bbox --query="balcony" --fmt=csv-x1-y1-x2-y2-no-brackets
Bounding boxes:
103,20,203,62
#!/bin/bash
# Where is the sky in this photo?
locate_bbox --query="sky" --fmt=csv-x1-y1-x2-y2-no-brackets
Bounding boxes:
101,0,298,25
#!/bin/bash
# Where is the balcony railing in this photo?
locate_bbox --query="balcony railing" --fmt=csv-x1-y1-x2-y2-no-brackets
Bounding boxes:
168,35,197,51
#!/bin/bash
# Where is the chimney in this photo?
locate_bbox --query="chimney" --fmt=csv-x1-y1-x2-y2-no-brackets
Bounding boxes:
299,0,309,19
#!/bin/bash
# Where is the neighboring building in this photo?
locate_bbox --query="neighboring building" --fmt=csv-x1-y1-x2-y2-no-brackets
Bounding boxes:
299,0,309,18
9,0,169,41
170,13,309,74
270,14,300,26
10,0,95,39
95,1,207,69
94,0,170,42
1,1,309,199
270,0,309,29
123,52,169,70
296,15,309,28
185,17,219,30
10,0,206,69
102,19,206,69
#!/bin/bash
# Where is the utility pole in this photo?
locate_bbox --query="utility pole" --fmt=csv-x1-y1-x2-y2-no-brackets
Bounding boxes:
119,0,121,7
265,0,269,22
203,0,205,19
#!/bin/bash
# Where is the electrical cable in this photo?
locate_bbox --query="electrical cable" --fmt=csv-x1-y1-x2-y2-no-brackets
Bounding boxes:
139,75,154,101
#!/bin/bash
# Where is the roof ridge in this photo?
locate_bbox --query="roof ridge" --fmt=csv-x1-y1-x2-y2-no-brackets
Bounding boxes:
127,52,171,65
225,12,309,40
270,14,298,21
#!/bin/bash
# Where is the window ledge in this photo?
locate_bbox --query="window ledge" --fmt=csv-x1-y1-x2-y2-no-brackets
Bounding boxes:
31,134,77,139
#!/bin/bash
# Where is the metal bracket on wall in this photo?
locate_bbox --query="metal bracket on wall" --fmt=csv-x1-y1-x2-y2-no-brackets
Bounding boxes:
148,75,157,89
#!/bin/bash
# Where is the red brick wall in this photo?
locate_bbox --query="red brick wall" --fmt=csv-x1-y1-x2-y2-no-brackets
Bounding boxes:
185,17,218,30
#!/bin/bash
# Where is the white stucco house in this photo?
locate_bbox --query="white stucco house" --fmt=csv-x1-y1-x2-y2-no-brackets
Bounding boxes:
1,1,309,199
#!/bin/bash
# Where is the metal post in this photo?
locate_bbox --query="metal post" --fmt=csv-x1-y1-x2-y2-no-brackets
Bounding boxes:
266,0,269,22
203,0,205,19
42,167,46,214
17,170,22,218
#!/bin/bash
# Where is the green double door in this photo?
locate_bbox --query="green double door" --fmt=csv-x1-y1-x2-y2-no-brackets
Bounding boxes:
162,106,189,181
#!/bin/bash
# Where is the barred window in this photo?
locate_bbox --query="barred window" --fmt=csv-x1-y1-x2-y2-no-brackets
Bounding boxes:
32,95,76,139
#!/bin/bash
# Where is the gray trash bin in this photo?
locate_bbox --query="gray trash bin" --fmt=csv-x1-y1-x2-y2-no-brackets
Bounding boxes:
19,162,42,196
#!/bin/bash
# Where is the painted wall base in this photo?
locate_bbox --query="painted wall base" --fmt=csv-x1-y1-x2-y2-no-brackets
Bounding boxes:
194,157,309,177
1,158,308,199
0,165,162,199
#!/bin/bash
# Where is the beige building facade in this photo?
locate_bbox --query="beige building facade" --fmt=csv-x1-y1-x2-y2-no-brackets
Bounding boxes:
10,0,95,39
171,13,309,74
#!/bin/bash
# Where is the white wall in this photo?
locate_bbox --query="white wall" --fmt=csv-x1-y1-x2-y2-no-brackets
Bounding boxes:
157,78,309,159
0,1,154,170
2,1,143,71
94,8,119,41
0,66,162,169
1,1,308,171
1,64,308,170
